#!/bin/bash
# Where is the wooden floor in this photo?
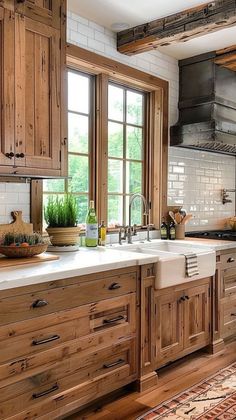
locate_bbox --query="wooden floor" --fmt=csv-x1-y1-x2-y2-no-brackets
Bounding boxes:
66,339,236,420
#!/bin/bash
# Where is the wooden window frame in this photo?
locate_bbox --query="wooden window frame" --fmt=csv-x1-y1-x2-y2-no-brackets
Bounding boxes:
107,81,146,227
31,44,168,232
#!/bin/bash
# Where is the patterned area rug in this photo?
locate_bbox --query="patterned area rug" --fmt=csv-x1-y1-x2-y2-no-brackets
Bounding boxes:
137,362,236,419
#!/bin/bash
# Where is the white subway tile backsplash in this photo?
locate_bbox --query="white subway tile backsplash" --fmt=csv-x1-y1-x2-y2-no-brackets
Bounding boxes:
168,147,235,231
0,183,30,224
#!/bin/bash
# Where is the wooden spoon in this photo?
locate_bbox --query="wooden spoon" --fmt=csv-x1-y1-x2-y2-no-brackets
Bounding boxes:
169,211,177,225
175,212,183,224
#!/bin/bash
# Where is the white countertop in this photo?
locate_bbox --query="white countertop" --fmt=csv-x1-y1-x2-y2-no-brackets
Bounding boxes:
0,247,158,291
0,238,235,292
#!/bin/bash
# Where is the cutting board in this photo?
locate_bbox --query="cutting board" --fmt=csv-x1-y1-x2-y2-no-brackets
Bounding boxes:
0,211,33,238
0,253,59,268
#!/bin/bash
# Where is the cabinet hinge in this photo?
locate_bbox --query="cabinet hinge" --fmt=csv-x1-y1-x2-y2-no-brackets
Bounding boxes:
59,150,61,162
154,303,157,315
208,287,210,297
59,38,61,50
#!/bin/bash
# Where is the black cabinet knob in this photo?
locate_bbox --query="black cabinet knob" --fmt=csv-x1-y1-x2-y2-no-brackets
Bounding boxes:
5,152,14,159
15,153,25,158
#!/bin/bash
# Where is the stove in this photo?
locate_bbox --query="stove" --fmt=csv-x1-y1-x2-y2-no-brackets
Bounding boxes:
185,230,236,241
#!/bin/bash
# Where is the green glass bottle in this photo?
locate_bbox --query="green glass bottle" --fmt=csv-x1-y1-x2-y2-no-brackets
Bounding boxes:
85,200,98,247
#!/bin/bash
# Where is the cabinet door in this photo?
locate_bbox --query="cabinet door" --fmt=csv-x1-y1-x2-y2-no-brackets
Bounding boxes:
0,8,15,167
15,15,61,173
155,291,184,365
15,0,61,28
183,283,210,349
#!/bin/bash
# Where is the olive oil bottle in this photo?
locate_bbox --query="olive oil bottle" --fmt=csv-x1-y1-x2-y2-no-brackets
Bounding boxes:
160,218,168,240
98,220,106,246
85,200,98,247
169,221,176,240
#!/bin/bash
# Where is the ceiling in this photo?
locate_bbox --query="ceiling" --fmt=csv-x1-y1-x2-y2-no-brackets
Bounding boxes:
68,0,236,59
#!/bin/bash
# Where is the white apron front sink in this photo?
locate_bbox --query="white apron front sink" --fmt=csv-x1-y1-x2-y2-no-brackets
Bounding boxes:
112,242,216,289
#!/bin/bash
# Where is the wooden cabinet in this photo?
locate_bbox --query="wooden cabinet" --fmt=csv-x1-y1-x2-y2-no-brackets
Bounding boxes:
14,14,61,173
215,248,236,342
0,8,15,167
14,0,61,28
154,278,211,368
0,1,66,176
155,290,184,364
183,283,210,349
0,267,138,419
139,268,212,389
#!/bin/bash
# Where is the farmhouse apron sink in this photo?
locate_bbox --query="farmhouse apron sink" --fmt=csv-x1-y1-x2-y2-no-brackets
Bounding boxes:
113,242,216,289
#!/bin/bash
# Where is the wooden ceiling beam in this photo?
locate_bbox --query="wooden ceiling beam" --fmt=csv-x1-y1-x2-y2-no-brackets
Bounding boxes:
117,0,236,55
215,44,236,70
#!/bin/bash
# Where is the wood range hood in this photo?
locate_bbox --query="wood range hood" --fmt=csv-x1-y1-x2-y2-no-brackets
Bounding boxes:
170,50,236,156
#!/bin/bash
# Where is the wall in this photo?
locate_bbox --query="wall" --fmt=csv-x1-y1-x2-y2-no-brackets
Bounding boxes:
168,147,235,231
0,183,30,224
67,11,179,126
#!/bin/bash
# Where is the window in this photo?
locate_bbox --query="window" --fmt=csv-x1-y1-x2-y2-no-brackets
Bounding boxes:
43,70,94,227
37,46,168,232
107,83,145,227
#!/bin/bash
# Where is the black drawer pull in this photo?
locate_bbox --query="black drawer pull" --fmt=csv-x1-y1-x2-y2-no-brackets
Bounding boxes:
32,334,60,346
103,315,125,324
179,296,185,302
185,295,189,300
227,257,235,263
32,299,48,308
231,313,236,317
103,359,125,369
32,383,59,399
15,152,25,158
108,282,121,290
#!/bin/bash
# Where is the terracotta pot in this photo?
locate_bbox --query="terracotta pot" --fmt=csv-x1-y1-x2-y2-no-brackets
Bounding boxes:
46,226,80,246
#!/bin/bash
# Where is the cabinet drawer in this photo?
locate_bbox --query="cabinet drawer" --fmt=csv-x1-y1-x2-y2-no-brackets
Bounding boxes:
222,267,236,297
221,252,236,269
221,299,236,338
0,272,136,326
0,339,136,419
0,293,136,384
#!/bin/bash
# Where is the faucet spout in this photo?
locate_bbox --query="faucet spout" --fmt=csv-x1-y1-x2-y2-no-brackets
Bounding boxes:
128,193,149,228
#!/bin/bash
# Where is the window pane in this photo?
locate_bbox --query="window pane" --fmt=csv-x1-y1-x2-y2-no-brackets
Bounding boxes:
68,113,89,154
68,72,89,114
74,195,88,225
127,126,143,160
108,122,123,158
108,159,123,193
108,195,123,227
126,161,142,194
126,195,142,226
68,155,89,193
108,85,123,122
127,91,143,125
43,179,65,193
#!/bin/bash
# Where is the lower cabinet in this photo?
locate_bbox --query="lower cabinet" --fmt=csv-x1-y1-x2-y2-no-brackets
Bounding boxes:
154,280,211,367
0,267,138,419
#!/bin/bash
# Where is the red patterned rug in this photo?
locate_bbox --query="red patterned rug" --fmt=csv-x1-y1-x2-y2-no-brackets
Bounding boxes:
137,362,236,419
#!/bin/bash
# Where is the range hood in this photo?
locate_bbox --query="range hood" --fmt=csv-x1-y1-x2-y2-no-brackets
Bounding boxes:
170,52,236,155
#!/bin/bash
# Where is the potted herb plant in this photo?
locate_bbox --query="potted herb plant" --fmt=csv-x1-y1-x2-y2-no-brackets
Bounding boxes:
44,194,80,246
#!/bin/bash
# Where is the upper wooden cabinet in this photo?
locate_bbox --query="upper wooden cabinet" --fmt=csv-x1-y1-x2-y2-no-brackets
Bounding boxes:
15,14,61,172
0,8,15,167
0,1,66,177
14,0,61,29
